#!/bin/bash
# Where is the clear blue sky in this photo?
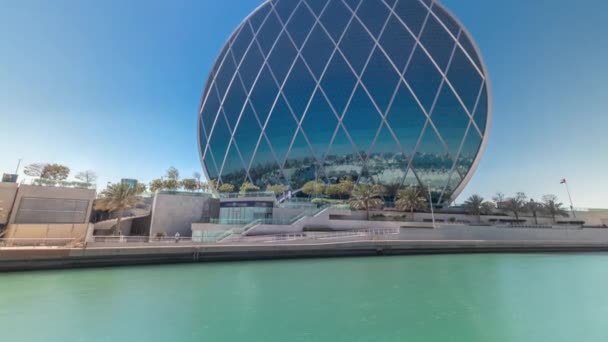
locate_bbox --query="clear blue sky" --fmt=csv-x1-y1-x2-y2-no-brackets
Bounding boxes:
1,0,607,208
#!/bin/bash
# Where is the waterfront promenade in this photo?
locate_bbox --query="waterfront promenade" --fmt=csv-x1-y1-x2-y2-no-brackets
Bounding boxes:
2,225,608,271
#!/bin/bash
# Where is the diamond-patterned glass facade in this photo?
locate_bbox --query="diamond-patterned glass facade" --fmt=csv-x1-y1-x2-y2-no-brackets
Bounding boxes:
198,0,490,205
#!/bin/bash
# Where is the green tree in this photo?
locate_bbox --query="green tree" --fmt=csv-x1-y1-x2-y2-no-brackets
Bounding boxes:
503,192,528,221
162,179,180,190
95,183,143,235
135,182,147,194
463,194,494,222
348,184,385,220
337,178,354,197
302,180,325,197
267,184,287,196
41,164,70,181
161,167,181,190
325,178,354,199
166,167,179,182
526,199,543,224
23,163,48,178
240,181,260,193
395,187,427,220
324,183,342,198
181,178,199,192
193,172,202,188
218,183,235,193
75,170,97,185
542,194,568,223
149,178,164,193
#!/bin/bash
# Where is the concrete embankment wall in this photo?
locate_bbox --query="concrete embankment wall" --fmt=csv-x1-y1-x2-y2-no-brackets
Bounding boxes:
2,238,608,272
388,226,608,242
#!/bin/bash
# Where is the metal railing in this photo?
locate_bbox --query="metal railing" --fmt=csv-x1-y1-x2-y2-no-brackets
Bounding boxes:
266,228,399,242
93,236,151,243
93,236,206,244
500,224,582,230
158,190,214,198
238,219,263,235
0,238,77,247
218,191,276,199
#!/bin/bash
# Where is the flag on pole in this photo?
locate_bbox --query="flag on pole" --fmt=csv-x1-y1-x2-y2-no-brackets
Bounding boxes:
560,178,567,184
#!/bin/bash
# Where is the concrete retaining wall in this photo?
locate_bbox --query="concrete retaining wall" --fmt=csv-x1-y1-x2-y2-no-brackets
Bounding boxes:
5,223,90,241
8,185,95,224
3,239,608,272
0,183,18,226
149,193,218,237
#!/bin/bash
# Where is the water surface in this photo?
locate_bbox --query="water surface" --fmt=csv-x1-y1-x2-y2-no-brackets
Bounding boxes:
1,254,607,341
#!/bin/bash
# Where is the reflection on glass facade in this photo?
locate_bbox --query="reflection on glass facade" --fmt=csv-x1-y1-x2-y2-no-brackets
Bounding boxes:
198,0,490,205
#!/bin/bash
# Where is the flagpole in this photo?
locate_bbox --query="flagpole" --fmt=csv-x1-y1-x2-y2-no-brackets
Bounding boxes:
563,180,576,218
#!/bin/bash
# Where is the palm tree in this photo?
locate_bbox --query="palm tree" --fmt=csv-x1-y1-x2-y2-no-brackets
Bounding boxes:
464,194,494,222
95,183,143,235
348,184,385,220
526,199,543,224
395,187,426,220
542,194,568,223
503,192,527,221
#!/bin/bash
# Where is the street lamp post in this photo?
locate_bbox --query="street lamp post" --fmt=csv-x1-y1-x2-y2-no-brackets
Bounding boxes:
561,178,576,218
15,158,22,175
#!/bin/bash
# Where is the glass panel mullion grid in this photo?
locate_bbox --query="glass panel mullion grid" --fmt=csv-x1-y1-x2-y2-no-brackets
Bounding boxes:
342,0,434,189
417,0,485,79
408,27,463,203
217,20,275,182
201,0,489,200
373,1,459,170
340,0,469,194
259,0,340,182
200,31,242,162
437,78,486,203
238,1,322,186
387,1,485,140
221,7,286,183
269,1,334,154
296,0,364,169
301,0,392,180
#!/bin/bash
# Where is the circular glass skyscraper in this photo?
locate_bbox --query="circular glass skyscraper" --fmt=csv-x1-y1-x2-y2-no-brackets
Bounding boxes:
198,0,491,204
